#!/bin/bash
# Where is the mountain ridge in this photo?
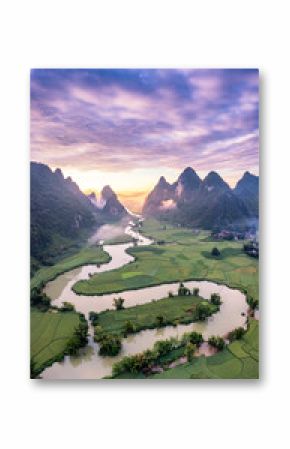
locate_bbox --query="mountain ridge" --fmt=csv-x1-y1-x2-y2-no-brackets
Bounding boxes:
142,168,259,229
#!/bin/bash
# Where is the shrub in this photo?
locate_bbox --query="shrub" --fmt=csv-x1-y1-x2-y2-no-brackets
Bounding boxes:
211,247,221,257
208,335,225,350
178,282,191,296
182,331,204,346
113,297,125,310
185,342,196,362
247,296,259,310
228,326,246,341
210,293,222,305
192,287,199,296
89,311,98,325
168,291,174,298
61,301,75,312
124,320,135,335
98,333,122,356
195,301,212,320
155,315,165,327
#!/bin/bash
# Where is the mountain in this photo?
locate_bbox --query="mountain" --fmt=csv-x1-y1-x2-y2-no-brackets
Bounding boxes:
87,185,128,220
142,176,175,216
31,162,100,270
142,168,258,229
233,171,259,216
173,167,201,201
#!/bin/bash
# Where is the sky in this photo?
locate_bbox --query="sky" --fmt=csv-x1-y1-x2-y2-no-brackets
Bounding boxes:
31,68,259,212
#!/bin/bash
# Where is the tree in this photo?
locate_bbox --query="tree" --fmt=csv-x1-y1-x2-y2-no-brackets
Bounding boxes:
61,301,75,312
211,247,221,257
98,334,122,356
124,320,135,335
113,297,125,310
228,326,246,341
185,342,196,362
178,282,191,296
247,296,259,310
155,315,165,327
196,301,212,320
89,311,98,325
208,335,225,350
210,293,222,305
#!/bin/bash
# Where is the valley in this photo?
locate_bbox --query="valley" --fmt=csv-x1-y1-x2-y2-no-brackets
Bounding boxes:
31,217,258,380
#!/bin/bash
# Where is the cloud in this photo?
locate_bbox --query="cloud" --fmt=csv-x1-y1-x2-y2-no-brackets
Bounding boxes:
31,68,259,180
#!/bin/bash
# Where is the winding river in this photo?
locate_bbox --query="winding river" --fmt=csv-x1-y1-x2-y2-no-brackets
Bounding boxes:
42,222,248,379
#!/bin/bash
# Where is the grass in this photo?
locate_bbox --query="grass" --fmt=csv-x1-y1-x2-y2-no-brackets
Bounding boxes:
73,218,259,302
151,319,259,379
103,234,134,245
30,309,81,375
95,294,217,337
31,245,111,290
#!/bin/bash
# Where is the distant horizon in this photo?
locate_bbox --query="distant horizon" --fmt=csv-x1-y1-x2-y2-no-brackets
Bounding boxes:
31,69,259,212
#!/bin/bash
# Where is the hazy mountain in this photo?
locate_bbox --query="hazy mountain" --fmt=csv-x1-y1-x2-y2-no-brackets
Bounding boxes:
31,162,100,270
173,167,201,201
142,168,258,229
233,171,259,216
87,185,128,220
142,176,175,216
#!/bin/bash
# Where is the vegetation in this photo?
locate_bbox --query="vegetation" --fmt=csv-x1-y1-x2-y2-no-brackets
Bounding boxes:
30,162,99,271
208,335,226,350
89,311,98,326
103,234,135,245
73,219,258,306
93,326,122,356
185,343,196,362
192,287,199,296
211,247,221,257
247,295,259,310
60,301,75,312
210,293,222,305
94,294,217,337
30,309,86,377
151,320,259,379
30,286,51,311
113,297,125,310
228,326,246,341
31,245,111,290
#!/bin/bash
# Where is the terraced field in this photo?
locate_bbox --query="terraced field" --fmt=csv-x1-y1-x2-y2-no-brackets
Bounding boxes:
31,246,111,290
31,309,81,374
73,219,258,302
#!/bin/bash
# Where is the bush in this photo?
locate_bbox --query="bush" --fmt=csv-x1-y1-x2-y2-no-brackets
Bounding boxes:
185,342,196,362
113,297,125,310
182,331,203,346
210,293,222,306
89,311,98,325
208,335,225,350
168,291,174,298
178,282,191,296
247,296,259,310
211,247,221,257
228,326,246,341
155,315,165,327
124,320,135,335
98,333,122,356
195,301,213,320
61,301,75,312
192,287,199,296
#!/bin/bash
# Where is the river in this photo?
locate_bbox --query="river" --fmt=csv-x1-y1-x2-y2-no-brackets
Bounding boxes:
41,221,248,379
